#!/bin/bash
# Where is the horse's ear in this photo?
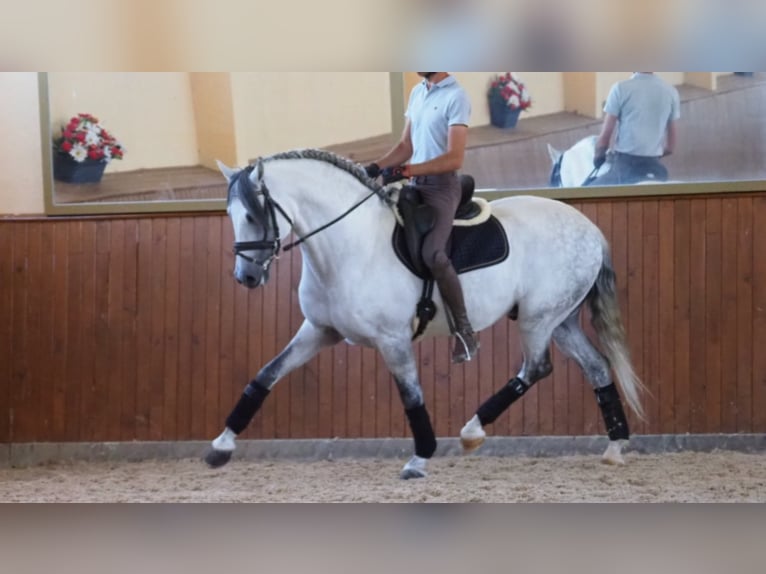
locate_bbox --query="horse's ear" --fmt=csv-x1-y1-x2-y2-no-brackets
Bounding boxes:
216,160,237,183
547,144,562,165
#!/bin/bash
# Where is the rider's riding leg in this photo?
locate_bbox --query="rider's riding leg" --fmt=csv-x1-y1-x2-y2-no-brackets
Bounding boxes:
417,173,479,364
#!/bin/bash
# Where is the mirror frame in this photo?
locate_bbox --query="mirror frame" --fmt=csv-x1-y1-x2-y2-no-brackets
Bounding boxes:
40,72,766,216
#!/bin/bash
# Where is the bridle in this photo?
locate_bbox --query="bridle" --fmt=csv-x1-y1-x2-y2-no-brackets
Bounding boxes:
227,159,380,274
228,162,292,274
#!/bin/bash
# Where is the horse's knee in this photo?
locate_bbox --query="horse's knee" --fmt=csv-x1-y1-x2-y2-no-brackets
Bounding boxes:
526,350,553,383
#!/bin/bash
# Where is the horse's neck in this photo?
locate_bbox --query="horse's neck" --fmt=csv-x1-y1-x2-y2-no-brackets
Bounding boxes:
267,160,391,276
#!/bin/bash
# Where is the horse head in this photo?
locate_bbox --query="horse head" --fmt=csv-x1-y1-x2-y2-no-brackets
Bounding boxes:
218,159,293,289
547,136,604,188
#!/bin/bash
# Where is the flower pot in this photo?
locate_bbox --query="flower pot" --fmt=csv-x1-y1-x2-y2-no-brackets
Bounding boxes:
489,95,522,129
53,152,107,184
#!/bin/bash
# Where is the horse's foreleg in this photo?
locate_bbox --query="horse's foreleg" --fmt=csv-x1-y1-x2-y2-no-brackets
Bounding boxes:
552,314,630,466
378,338,436,480
461,328,553,453
204,321,342,468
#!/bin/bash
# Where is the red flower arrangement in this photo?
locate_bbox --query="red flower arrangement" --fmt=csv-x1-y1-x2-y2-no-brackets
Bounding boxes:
53,113,125,164
489,73,533,111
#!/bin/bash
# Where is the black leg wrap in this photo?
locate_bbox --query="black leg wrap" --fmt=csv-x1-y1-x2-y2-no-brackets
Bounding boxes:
405,405,437,459
477,378,531,426
595,383,630,441
225,382,271,435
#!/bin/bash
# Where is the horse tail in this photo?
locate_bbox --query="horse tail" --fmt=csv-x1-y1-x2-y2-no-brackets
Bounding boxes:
587,249,647,421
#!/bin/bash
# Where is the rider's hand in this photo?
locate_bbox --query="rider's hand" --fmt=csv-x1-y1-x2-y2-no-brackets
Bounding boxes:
381,166,411,185
593,154,607,170
364,163,382,179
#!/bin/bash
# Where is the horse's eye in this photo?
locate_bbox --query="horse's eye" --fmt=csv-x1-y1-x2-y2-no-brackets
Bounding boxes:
246,214,255,224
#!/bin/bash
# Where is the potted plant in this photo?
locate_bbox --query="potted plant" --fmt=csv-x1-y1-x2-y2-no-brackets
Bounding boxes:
52,113,125,184
488,73,532,129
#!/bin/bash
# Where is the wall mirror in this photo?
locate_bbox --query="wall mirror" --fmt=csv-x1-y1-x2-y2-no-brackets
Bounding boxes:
41,72,766,215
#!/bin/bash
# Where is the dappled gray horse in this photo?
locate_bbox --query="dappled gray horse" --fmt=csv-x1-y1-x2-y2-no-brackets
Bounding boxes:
205,149,644,479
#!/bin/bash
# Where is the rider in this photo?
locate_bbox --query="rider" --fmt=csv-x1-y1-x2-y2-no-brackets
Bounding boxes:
365,72,479,364
588,72,681,186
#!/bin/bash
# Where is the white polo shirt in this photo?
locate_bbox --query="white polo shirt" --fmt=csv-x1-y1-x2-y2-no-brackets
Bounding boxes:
605,73,681,158
406,75,472,164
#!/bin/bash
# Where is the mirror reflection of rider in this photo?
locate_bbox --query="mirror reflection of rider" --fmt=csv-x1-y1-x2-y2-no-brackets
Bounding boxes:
364,72,479,364
589,72,681,186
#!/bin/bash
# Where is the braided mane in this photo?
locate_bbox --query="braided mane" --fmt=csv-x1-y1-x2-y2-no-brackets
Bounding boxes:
263,149,388,199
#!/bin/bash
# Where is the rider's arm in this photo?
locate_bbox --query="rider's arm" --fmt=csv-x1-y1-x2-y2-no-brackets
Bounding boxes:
595,113,618,160
407,124,468,177
373,120,414,169
663,119,678,157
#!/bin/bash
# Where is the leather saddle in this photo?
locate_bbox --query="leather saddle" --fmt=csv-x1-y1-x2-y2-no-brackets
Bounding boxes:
394,174,508,279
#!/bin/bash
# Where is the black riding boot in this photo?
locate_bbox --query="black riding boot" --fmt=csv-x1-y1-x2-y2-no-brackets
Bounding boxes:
434,263,479,364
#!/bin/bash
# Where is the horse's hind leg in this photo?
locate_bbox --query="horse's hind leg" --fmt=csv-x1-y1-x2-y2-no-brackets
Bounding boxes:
552,312,630,465
377,336,436,480
461,327,554,453
204,320,343,468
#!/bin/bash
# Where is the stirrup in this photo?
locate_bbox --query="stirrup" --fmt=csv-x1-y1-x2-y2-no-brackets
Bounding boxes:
452,331,480,364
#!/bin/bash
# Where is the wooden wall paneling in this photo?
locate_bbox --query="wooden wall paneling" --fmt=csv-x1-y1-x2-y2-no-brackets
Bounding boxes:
118,220,139,442
174,218,195,440
106,219,125,442
0,223,14,442
149,218,168,441
63,222,83,441
37,222,56,442
736,198,754,433
625,201,645,434
203,216,221,440
689,200,708,434
672,200,692,434
657,200,677,434
720,199,740,432
704,199,723,434
751,197,766,432
642,200,660,433
162,217,182,441
77,222,98,442
135,219,154,441
189,218,209,439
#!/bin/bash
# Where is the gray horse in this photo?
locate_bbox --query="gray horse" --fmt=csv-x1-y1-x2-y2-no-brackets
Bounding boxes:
205,149,645,479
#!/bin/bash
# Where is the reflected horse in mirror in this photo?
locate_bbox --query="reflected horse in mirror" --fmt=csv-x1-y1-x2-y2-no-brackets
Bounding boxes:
549,136,677,188
204,149,646,480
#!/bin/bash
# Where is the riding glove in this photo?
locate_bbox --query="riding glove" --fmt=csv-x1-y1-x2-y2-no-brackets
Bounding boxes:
364,163,382,179
381,166,408,186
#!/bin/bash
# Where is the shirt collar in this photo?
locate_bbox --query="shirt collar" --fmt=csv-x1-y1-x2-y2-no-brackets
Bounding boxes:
423,75,457,90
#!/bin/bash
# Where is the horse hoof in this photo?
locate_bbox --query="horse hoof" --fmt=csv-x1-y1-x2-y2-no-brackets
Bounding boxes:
400,468,427,481
601,453,626,467
460,436,485,454
204,449,233,469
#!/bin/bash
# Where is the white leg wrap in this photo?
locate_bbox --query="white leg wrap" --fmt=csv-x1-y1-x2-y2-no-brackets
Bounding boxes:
212,428,237,452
